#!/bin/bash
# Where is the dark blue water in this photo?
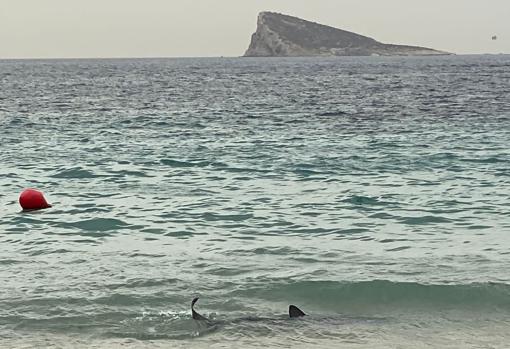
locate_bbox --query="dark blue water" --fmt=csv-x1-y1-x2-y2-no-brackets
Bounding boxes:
1,56,510,348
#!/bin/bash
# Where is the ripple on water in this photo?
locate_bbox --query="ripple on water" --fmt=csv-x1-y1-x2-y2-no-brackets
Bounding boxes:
59,218,136,234
51,167,98,179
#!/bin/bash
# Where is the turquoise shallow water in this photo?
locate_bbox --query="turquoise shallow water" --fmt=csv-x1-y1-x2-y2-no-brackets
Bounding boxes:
1,55,510,348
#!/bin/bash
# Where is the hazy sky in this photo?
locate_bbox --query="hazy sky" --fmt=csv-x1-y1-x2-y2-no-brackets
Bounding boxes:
0,0,508,58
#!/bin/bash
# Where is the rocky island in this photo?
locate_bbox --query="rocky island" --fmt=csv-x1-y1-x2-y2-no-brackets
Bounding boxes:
244,12,449,57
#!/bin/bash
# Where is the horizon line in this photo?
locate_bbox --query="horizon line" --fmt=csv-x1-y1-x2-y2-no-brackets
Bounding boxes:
2,53,510,61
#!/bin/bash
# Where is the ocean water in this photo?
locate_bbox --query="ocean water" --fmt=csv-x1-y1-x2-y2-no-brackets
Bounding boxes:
1,55,509,348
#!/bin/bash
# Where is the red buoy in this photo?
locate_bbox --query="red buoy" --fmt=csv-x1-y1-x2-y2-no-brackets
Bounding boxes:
19,189,52,211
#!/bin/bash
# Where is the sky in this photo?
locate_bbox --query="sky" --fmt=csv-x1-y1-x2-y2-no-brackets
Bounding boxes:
0,0,508,59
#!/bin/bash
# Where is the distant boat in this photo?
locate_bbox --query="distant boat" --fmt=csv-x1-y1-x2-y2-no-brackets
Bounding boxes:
492,35,498,40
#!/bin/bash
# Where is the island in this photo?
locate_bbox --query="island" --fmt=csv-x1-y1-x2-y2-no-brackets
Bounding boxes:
244,12,450,57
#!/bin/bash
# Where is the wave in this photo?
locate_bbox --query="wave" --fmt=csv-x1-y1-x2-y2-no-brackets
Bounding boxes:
238,280,510,310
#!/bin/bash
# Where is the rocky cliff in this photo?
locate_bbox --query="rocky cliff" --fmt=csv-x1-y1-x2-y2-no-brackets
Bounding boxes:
244,12,449,57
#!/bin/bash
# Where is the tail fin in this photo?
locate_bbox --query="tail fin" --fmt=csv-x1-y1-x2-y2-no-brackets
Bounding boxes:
191,297,208,321
289,305,306,318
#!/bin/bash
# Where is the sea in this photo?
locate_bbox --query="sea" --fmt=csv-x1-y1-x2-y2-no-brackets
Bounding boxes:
1,55,509,348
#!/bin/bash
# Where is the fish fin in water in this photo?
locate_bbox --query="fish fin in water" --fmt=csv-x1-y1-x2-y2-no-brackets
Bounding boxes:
289,305,306,318
191,297,209,321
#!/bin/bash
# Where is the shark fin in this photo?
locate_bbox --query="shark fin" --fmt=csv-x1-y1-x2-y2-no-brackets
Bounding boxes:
191,297,209,321
289,305,306,318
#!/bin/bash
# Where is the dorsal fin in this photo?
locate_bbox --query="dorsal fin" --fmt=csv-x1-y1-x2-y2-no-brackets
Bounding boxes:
191,297,208,321
289,305,306,318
